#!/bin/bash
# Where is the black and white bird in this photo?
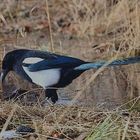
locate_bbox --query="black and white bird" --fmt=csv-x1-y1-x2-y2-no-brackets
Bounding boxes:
1,49,140,103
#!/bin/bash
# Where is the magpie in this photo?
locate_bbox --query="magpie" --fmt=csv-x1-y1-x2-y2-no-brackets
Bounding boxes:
1,49,140,103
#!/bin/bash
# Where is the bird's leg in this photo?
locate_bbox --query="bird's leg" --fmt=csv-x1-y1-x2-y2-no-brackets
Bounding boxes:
45,89,58,103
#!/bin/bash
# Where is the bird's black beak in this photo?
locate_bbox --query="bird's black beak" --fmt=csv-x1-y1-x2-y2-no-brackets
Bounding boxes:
0,69,8,83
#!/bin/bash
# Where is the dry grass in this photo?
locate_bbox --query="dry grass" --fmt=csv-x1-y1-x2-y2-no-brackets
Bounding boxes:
0,0,140,139
0,98,139,139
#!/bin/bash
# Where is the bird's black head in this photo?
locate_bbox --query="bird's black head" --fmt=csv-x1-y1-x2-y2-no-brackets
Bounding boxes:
0,49,29,83
0,51,16,82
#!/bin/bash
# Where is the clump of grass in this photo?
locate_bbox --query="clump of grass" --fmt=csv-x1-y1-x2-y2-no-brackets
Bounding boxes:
86,115,120,140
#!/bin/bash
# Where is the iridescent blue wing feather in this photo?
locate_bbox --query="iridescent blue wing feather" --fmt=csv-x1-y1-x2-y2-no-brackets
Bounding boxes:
27,56,85,72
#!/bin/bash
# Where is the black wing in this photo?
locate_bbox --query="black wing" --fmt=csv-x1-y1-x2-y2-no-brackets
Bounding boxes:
22,50,85,72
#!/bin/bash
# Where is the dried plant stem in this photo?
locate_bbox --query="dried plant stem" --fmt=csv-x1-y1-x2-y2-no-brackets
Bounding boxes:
0,104,17,139
45,0,54,52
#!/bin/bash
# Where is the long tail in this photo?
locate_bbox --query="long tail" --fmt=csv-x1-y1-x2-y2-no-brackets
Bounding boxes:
74,56,140,70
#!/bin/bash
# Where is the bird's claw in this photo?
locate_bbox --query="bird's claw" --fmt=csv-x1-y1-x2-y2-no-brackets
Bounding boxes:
45,96,57,104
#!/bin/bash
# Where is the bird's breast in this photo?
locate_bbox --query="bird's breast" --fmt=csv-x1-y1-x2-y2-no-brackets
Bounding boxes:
22,66,61,88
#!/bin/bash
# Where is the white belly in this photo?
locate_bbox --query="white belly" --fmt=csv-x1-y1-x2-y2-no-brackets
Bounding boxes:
23,66,61,89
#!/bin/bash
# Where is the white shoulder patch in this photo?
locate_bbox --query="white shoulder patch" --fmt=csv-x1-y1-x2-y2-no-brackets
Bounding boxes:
23,57,44,64
22,57,61,88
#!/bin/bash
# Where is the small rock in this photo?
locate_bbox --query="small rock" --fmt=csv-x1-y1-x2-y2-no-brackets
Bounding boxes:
16,125,35,135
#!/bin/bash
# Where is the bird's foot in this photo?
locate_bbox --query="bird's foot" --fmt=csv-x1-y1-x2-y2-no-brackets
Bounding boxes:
45,89,58,104
51,95,58,104
45,96,58,104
